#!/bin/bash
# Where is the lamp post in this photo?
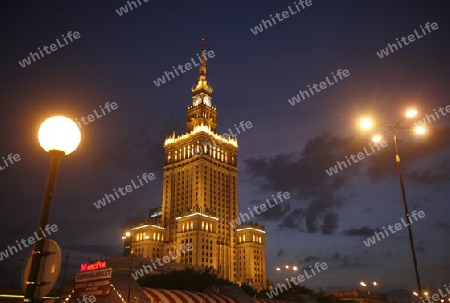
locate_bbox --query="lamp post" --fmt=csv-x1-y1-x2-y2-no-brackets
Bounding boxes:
23,116,81,303
275,264,299,272
360,281,378,294
122,231,132,303
359,109,425,297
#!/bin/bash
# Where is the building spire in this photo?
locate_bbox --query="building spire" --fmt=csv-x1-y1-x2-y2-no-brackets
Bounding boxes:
199,38,207,78
191,38,213,97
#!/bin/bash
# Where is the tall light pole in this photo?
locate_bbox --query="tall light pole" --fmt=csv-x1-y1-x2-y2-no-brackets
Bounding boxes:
122,231,132,303
359,109,425,297
23,116,81,303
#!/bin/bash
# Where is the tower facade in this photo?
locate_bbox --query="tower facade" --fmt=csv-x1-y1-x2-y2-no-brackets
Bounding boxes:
127,40,266,291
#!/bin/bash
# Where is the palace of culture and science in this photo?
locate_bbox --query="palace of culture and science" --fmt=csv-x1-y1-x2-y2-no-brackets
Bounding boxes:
124,40,267,291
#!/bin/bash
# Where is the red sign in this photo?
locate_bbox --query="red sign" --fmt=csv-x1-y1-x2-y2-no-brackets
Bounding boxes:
80,261,106,272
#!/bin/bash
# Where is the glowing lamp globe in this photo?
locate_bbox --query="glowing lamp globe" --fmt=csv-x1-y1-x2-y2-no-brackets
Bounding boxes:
414,126,426,135
38,116,81,155
372,135,382,143
405,109,418,118
360,118,373,130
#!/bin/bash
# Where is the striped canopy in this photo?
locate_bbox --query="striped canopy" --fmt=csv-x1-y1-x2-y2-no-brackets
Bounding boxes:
253,299,291,303
142,288,240,303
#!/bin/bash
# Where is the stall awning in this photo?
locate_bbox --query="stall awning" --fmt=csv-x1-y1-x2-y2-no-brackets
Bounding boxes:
142,288,240,303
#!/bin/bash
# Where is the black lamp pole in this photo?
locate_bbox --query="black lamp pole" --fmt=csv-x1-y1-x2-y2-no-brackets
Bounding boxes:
23,150,65,303
391,132,422,297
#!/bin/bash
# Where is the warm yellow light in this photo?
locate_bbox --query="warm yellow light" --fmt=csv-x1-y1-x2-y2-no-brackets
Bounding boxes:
276,267,281,271
360,282,367,287
121,236,126,240
405,109,418,118
293,266,298,270
125,232,131,237
285,265,289,269
413,292,419,297
373,282,377,286
360,118,373,130
164,124,238,147
131,224,150,230
424,292,429,296
414,126,426,135
38,116,81,155
372,135,382,143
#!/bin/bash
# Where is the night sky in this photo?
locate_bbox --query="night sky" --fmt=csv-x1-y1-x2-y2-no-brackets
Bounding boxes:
0,0,449,293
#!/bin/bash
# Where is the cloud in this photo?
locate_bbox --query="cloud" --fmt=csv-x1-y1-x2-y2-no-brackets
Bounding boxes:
321,212,339,234
365,127,450,183
244,131,357,234
244,128,450,235
343,226,380,237
248,199,291,221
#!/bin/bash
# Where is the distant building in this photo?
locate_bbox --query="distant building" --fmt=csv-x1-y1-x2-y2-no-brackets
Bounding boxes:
123,40,267,291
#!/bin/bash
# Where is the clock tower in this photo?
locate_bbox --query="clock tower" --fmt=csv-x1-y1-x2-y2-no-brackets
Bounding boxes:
126,39,267,291
187,38,217,132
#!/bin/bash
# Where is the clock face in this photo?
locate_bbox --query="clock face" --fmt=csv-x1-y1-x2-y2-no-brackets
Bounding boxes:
194,96,201,106
203,95,210,106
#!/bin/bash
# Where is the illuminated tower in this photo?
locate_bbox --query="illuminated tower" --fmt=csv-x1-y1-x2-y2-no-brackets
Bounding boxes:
161,39,239,281
127,39,266,290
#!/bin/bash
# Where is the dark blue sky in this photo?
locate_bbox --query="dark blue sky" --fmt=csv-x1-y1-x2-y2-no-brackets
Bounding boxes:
0,0,449,293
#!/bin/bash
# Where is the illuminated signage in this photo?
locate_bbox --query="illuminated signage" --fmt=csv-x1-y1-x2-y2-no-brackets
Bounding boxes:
80,261,107,272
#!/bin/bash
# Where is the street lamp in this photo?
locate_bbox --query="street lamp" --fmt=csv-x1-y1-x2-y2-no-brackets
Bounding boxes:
359,109,425,296
24,116,81,303
123,231,132,256
360,281,378,294
121,232,133,303
275,264,299,271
